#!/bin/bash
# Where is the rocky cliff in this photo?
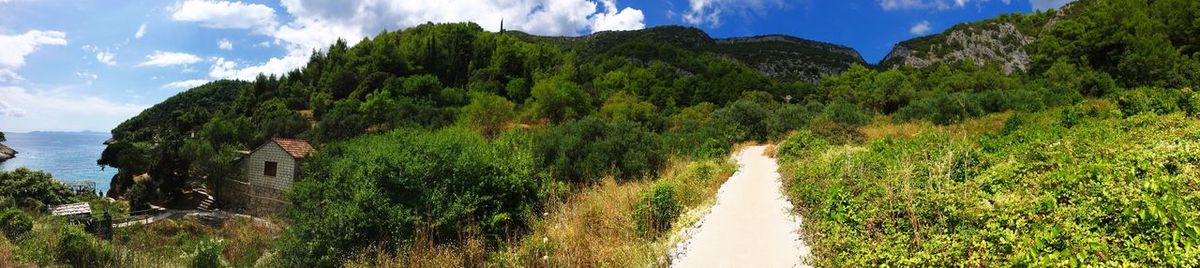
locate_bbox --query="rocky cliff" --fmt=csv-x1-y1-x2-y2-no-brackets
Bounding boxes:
879,5,1077,72
0,143,16,162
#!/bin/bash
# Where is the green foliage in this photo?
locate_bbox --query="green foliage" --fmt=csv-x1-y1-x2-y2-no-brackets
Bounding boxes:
781,110,1200,266
535,116,665,183
126,180,155,211
187,238,225,268
57,224,115,268
1115,87,1199,116
0,131,6,142
460,92,516,137
819,102,871,126
0,208,32,240
633,181,682,237
775,131,829,160
599,91,662,130
278,127,547,267
0,168,74,210
528,76,591,123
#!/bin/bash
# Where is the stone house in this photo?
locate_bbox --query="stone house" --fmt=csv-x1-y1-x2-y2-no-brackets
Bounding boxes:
220,138,313,215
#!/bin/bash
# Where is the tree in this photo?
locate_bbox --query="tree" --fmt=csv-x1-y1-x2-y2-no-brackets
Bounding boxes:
0,168,75,209
599,91,662,129
460,92,516,138
528,77,592,123
0,131,6,142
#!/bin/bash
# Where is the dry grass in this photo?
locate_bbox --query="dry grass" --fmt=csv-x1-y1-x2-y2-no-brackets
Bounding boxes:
343,231,489,268
861,116,931,140
859,113,1012,143
496,158,737,267
350,157,739,267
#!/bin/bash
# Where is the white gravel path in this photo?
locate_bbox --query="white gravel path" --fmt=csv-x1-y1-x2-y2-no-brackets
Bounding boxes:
669,145,811,268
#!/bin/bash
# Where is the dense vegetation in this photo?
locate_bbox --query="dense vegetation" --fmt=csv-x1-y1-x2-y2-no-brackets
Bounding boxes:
778,101,1200,266
84,0,1200,265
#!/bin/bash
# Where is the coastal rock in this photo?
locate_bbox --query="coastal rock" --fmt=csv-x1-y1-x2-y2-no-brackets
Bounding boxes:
0,143,16,162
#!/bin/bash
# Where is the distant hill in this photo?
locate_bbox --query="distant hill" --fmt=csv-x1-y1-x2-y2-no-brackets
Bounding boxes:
879,2,1082,72
512,26,867,82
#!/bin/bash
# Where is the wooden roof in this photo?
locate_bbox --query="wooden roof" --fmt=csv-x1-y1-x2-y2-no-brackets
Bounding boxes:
272,138,314,159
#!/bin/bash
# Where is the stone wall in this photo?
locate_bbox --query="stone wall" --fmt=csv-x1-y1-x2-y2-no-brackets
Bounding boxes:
218,177,289,216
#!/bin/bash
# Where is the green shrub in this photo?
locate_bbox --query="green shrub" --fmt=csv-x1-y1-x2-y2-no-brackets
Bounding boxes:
188,238,225,268
820,102,870,126
535,116,665,183
0,208,32,240
57,225,115,268
776,131,830,160
126,180,155,211
1060,106,1085,128
0,168,75,210
713,100,773,141
633,182,682,237
1000,113,1025,135
277,127,548,267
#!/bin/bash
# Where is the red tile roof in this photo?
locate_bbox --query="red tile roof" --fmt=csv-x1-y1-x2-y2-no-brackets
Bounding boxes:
273,138,314,159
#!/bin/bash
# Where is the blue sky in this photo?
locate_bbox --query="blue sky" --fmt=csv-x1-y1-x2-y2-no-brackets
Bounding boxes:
0,0,1073,132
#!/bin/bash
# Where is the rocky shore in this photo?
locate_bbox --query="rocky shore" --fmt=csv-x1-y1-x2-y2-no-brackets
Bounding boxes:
0,143,16,162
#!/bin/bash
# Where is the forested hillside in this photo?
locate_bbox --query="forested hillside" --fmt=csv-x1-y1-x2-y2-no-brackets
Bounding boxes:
88,0,1200,265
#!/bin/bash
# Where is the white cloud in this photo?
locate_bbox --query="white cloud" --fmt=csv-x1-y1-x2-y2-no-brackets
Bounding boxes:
170,0,278,34
137,51,202,67
163,79,210,89
208,56,306,81
218,38,233,50
682,0,783,27
0,69,22,83
910,20,932,35
0,30,67,68
135,23,147,39
96,50,116,66
183,0,645,81
0,86,148,132
591,0,645,32
75,71,98,85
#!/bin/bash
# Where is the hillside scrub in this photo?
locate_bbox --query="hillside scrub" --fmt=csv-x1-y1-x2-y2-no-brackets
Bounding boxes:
276,127,550,266
779,104,1200,266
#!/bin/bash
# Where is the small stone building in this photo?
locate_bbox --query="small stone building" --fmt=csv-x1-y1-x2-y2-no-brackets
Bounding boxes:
220,138,313,215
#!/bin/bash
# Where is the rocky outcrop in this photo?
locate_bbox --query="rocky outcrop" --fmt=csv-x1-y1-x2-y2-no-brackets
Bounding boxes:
881,22,1033,73
0,143,16,162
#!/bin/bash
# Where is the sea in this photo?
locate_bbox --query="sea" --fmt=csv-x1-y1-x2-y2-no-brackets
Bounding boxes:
0,131,116,193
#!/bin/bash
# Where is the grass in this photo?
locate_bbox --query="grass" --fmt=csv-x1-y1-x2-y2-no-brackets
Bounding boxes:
495,158,736,266
342,158,738,267
778,102,1200,266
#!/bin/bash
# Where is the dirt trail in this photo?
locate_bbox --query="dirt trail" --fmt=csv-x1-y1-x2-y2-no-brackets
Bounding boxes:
670,145,811,268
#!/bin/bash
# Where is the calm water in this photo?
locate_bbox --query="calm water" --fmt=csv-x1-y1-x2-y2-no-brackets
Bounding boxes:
0,132,115,193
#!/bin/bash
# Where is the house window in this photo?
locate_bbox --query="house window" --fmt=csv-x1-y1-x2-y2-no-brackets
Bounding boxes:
264,161,278,177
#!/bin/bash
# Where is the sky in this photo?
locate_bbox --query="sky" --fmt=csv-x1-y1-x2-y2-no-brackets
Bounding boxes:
0,0,1074,133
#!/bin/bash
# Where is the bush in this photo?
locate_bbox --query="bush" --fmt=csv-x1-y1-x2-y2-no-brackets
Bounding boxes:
277,127,548,267
126,180,155,211
776,131,830,160
57,225,115,268
535,116,665,183
0,208,32,240
633,182,681,237
460,92,516,138
1060,106,1085,128
188,238,225,268
1001,113,1025,135
713,100,773,141
820,102,871,126
0,168,75,210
